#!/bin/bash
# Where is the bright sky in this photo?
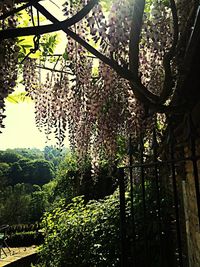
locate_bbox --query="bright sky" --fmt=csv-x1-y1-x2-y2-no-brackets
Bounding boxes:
0,102,57,150
0,0,68,150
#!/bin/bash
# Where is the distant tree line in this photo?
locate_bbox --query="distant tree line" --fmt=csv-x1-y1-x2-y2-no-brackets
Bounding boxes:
0,147,63,186
0,147,64,224
0,146,117,227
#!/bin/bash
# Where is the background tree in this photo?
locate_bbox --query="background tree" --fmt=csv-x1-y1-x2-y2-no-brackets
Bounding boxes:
0,162,10,185
11,148,44,160
0,150,22,163
0,183,32,224
30,184,48,222
0,148,61,224
44,145,64,168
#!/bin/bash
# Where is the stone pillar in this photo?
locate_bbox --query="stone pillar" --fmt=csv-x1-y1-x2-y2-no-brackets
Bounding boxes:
183,145,200,267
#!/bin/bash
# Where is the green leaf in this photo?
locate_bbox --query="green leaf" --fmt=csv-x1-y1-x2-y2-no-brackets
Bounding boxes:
22,45,33,48
6,92,32,103
62,52,68,60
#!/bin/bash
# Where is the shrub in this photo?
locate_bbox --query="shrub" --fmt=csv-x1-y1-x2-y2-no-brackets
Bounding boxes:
40,193,120,267
39,181,174,267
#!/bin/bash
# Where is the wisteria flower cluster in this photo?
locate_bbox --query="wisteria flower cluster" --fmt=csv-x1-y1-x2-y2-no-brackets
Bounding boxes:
0,2,19,132
22,0,196,169
0,0,196,171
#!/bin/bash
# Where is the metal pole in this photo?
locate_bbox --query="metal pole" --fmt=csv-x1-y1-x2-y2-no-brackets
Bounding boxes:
169,127,184,267
140,134,148,267
152,128,163,264
119,168,127,267
128,136,136,266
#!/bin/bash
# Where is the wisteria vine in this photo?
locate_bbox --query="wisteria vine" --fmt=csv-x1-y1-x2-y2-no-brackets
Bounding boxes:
0,1,20,132
0,0,197,170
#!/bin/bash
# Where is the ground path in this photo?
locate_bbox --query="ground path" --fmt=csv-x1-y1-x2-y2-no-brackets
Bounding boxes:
0,246,37,266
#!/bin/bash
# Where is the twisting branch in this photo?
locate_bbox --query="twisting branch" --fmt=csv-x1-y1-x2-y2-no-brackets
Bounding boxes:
49,0,60,9
34,1,160,107
0,0,181,112
35,65,72,75
0,0,99,40
0,23,56,39
129,0,147,103
0,0,41,20
159,0,179,103
0,0,161,106
20,34,41,64
129,0,145,79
